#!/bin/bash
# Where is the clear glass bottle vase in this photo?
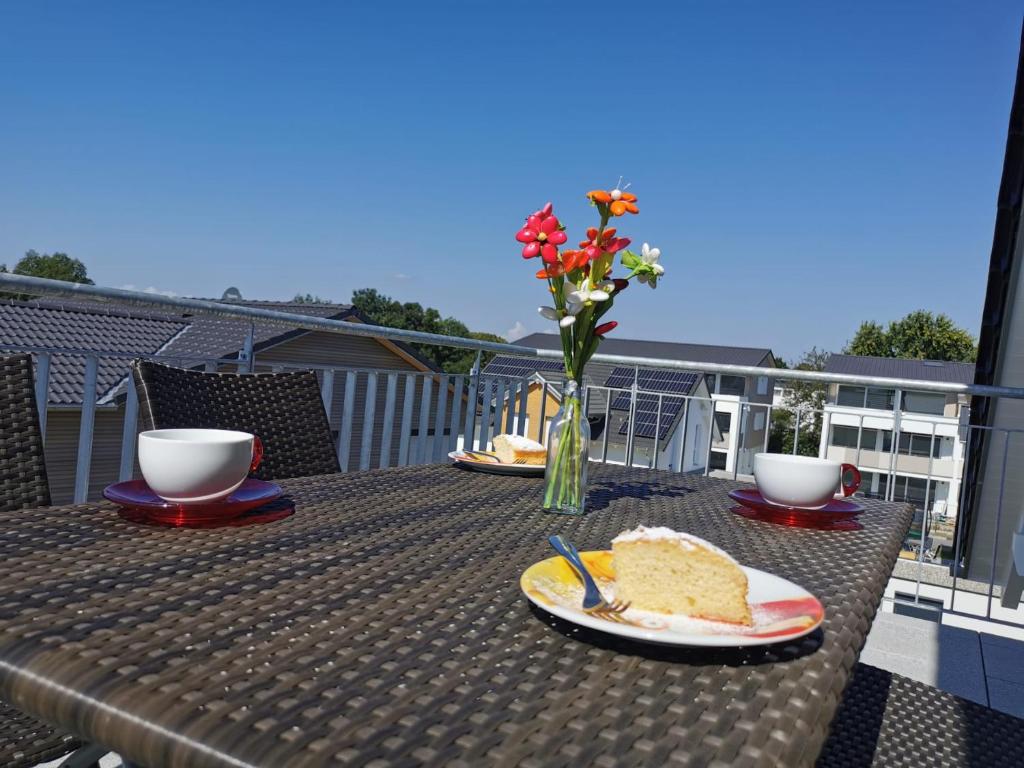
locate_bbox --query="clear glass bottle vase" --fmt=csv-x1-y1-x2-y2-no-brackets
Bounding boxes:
543,380,590,515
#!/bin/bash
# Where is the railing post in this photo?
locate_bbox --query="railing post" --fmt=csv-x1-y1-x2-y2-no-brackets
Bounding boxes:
73,355,99,503
517,377,529,437
118,374,140,481
398,373,416,465
320,369,335,416
417,375,432,464
34,352,50,443
601,386,611,462
675,396,689,472
625,366,639,467
885,389,903,501
537,378,549,445
704,400,715,475
432,374,449,462
337,371,357,471
448,375,465,453
792,407,801,455
379,373,398,469
463,353,481,450
359,372,378,471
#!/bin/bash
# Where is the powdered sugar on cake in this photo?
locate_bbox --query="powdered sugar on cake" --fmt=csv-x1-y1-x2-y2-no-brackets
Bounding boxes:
611,525,739,565
494,434,544,451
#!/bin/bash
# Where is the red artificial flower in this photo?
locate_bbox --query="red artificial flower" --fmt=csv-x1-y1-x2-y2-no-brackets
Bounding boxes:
595,321,618,337
612,278,629,292
578,227,631,261
516,202,568,262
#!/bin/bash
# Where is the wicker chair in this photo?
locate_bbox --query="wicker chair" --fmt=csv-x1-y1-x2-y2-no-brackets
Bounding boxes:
0,354,85,767
818,661,1024,767
132,360,340,480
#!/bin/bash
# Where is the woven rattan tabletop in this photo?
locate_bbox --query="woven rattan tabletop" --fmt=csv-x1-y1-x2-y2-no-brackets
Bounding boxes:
0,464,912,768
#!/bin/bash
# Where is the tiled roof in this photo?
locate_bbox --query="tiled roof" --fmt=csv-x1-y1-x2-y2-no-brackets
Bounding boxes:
0,302,188,405
824,354,976,386
0,298,430,405
512,333,775,367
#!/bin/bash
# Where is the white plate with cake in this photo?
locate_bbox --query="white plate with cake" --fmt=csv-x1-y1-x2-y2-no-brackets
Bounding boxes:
448,434,546,476
520,526,824,646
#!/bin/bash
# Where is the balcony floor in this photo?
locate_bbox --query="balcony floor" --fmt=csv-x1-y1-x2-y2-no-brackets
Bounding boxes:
862,612,1024,717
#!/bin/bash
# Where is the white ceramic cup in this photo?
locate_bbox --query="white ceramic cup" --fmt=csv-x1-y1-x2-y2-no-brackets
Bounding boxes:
138,429,263,503
753,453,861,509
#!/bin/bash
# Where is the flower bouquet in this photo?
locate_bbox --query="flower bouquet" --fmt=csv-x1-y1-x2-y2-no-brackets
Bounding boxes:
515,181,665,514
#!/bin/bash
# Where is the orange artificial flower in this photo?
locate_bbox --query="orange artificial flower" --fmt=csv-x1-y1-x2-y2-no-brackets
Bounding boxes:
587,188,639,216
536,263,564,279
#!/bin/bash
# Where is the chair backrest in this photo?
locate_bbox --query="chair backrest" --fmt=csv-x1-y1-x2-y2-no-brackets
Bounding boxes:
0,354,51,511
132,360,340,481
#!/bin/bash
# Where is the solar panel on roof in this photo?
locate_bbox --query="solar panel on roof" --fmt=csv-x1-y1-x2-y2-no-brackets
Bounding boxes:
483,356,565,379
613,392,686,441
605,367,699,409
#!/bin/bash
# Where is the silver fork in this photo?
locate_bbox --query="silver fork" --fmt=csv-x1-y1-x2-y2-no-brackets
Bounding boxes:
548,535,631,614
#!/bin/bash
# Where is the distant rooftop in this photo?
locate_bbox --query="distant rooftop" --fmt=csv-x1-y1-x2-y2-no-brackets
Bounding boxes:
511,332,776,368
824,354,976,385
0,297,434,405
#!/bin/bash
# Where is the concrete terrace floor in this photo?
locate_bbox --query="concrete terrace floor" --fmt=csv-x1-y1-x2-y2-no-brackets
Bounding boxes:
861,611,1024,718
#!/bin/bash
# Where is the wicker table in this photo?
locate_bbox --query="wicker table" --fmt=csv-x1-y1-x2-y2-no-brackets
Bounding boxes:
0,465,912,768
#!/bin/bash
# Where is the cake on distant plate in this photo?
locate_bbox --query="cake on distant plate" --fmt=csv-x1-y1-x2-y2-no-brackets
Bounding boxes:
611,525,752,625
492,434,546,465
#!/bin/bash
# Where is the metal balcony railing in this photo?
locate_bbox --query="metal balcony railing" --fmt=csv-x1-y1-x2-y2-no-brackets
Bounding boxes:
3,272,1024,638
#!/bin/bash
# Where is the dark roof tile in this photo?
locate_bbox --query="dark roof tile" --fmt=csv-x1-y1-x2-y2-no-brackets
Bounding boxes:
823,354,976,385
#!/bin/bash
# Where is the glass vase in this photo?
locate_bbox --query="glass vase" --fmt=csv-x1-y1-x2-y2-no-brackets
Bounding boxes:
543,380,590,515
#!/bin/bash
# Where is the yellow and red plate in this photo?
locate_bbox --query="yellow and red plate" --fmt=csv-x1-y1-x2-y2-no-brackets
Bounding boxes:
521,550,824,647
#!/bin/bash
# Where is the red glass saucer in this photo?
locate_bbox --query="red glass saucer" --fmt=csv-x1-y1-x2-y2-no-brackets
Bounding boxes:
728,488,864,531
104,478,290,528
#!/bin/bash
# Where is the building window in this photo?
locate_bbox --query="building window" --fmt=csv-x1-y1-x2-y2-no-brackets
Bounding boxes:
882,432,940,458
719,375,746,397
831,425,860,448
903,391,946,416
837,385,865,407
713,412,732,448
757,376,768,395
709,451,727,471
865,387,896,410
753,412,765,431
832,425,889,451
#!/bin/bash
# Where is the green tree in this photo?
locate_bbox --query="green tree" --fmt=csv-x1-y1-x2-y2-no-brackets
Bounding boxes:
222,286,243,300
292,293,333,304
768,348,829,457
351,288,504,373
845,310,976,362
12,250,93,285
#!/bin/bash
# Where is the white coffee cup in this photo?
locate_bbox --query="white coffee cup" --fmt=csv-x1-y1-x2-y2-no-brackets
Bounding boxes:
753,453,861,510
138,429,263,503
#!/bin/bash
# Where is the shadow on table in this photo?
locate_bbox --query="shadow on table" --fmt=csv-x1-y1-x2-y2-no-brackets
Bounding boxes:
585,479,696,513
529,603,824,666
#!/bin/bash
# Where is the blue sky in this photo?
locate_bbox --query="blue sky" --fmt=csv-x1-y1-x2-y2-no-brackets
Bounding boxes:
1,2,1020,361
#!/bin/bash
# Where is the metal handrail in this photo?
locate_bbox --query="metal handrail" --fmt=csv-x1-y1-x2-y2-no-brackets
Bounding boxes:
3,272,1021,399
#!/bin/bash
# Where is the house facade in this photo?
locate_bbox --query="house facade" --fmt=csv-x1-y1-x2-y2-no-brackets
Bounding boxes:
820,355,973,521
483,333,776,474
0,297,443,503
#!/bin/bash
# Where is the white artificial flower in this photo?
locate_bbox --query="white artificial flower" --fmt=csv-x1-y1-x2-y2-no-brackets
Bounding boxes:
538,306,559,321
641,242,665,275
559,315,576,328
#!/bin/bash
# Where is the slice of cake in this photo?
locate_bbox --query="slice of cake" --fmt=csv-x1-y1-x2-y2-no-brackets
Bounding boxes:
611,526,752,625
492,434,546,465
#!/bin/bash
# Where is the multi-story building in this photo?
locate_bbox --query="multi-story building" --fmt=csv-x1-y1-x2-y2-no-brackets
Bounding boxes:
820,355,974,520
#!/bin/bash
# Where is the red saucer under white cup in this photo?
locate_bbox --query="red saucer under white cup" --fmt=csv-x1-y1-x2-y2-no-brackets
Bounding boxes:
732,454,865,529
